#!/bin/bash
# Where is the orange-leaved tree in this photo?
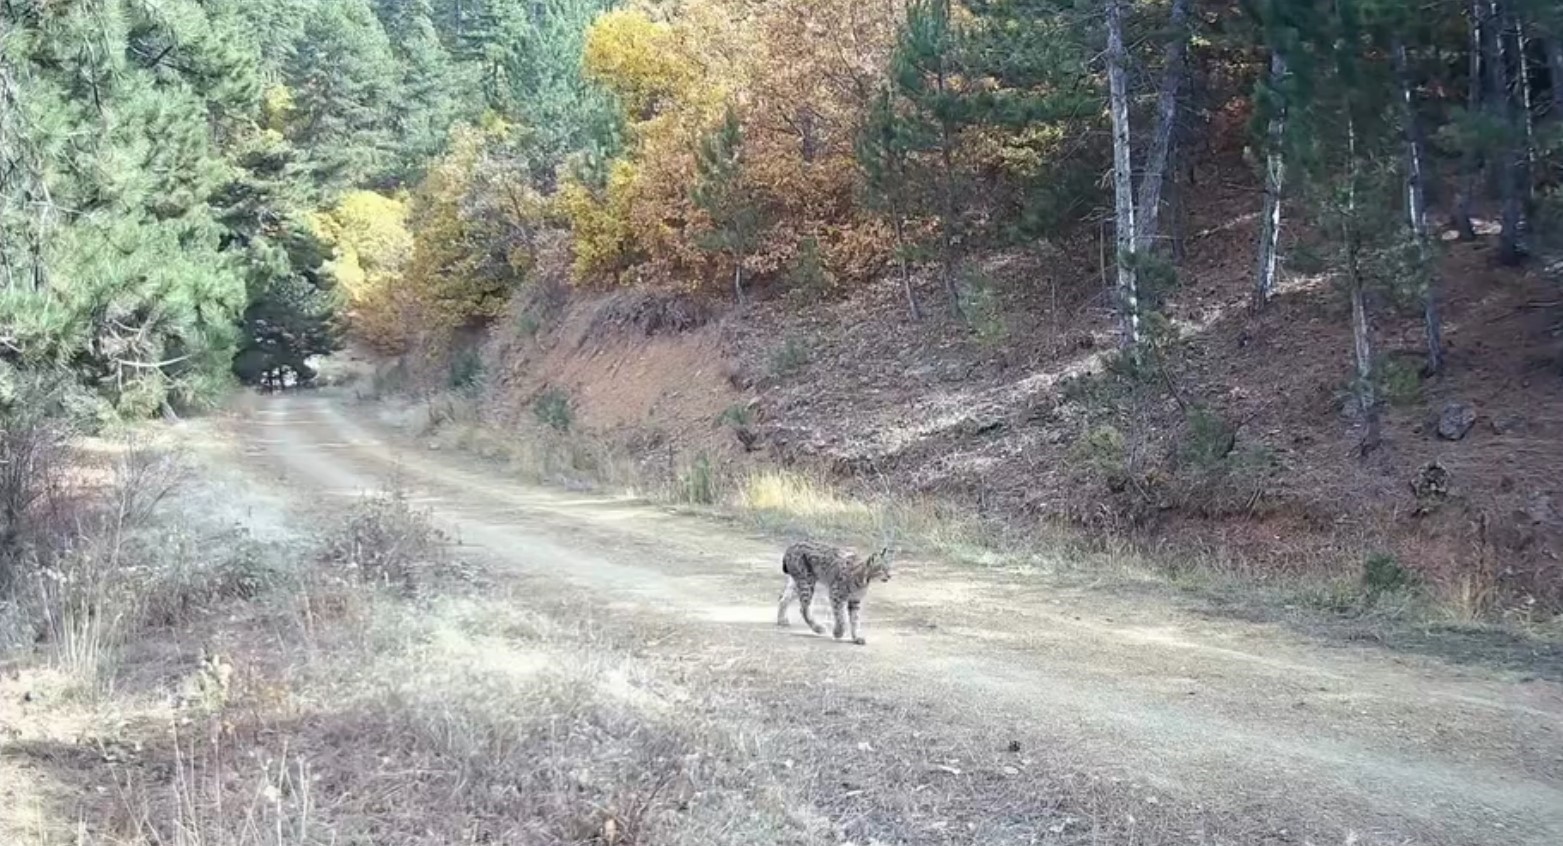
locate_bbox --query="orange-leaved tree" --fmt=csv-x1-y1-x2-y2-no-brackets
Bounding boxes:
564,0,902,296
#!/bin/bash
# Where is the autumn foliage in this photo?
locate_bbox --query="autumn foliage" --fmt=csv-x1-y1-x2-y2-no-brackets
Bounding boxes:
560,0,903,292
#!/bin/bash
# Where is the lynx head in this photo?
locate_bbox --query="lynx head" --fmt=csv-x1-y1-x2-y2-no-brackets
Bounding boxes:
863,546,893,583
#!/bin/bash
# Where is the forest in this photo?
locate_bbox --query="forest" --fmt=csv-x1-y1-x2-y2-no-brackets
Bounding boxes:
2,0,1558,411
3,0,1550,406
3,0,1562,543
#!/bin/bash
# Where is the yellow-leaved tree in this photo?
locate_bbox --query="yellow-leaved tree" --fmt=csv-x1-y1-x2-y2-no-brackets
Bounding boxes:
563,0,899,296
568,3,742,289
404,123,543,336
310,190,413,353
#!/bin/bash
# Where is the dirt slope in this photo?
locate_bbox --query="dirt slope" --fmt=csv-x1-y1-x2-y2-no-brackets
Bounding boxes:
233,391,1563,845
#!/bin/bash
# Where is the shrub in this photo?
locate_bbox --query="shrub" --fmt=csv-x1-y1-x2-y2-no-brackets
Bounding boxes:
716,403,753,429
787,235,831,298
1,380,74,587
13,435,194,684
321,490,448,593
1171,406,1274,517
958,273,1007,346
1074,424,1127,480
680,453,717,505
1177,406,1237,469
534,388,574,432
1362,552,1414,596
768,337,810,377
517,311,543,339
1377,356,1422,407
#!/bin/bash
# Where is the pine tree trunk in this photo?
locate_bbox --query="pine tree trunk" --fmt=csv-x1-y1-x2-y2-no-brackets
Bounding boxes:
1169,129,1187,265
1343,115,1380,455
934,0,962,317
1490,0,1524,264
892,210,921,320
1550,37,1563,115
1394,38,1445,375
1517,17,1537,199
1454,0,1481,240
1254,52,1287,310
733,257,745,306
1106,0,1140,350
1133,0,1191,257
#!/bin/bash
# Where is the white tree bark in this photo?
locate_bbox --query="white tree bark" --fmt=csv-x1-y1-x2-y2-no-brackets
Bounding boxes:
1516,17,1536,199
1253,52,1287,310
1133,0,1191,257
1106,0,1139,350
1393,37,1444,375
934,0,963,317
1343,114,1379,455
1454,0,1481,240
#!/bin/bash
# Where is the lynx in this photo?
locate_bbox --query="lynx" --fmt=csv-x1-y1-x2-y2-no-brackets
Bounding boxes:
776,541,891,645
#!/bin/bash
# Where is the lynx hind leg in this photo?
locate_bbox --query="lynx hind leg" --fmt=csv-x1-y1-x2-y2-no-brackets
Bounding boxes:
848,599,865,645
830,595,847,640
776,576,797,627
796,581,826,635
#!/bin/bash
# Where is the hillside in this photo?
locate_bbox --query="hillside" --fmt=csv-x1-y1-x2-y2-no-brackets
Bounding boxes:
407,162,1563,618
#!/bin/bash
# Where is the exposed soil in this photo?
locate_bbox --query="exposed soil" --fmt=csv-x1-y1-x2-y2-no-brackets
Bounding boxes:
446,160,1563,614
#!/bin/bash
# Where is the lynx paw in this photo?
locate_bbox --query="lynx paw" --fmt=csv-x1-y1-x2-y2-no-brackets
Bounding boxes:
852,637,867,646
811,624,826,635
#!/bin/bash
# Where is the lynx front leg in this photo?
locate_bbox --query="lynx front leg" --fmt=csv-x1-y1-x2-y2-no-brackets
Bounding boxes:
830,595,847,640
795,581,826,634
847,599,865,645
776,577,797,627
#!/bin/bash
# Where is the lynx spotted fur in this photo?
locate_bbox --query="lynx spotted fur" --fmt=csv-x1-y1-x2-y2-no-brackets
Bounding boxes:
776,541,891,645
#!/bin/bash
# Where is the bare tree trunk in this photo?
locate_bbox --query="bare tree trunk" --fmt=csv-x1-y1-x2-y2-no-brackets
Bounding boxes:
1550,37,1563,115
1169,129,1187,266
1106,0,1140,350
733,257,745,306
1254,51,1287,310
1517,17,1537,199
1133,0,1191,257
1491,0,1524,264
1454,0,1482,240
891,211,921,320
1343,114,1380,455
1394,37,1445,375
934,0,963,317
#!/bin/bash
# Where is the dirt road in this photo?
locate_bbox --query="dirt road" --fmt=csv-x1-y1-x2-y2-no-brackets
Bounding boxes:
234,393,1563,845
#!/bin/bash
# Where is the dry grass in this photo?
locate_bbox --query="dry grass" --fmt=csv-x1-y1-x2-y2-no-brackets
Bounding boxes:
736,469,877,525
2,451,820,846
1,420,1441,846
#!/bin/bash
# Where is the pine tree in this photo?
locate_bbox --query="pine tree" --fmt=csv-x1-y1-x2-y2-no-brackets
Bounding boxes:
2,0,258,415
393,6,476,173
692,107,769,306
284,0,404,190
895,0,968,316
857,88,926,320
487,0,621,188
1387,27,1445,374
